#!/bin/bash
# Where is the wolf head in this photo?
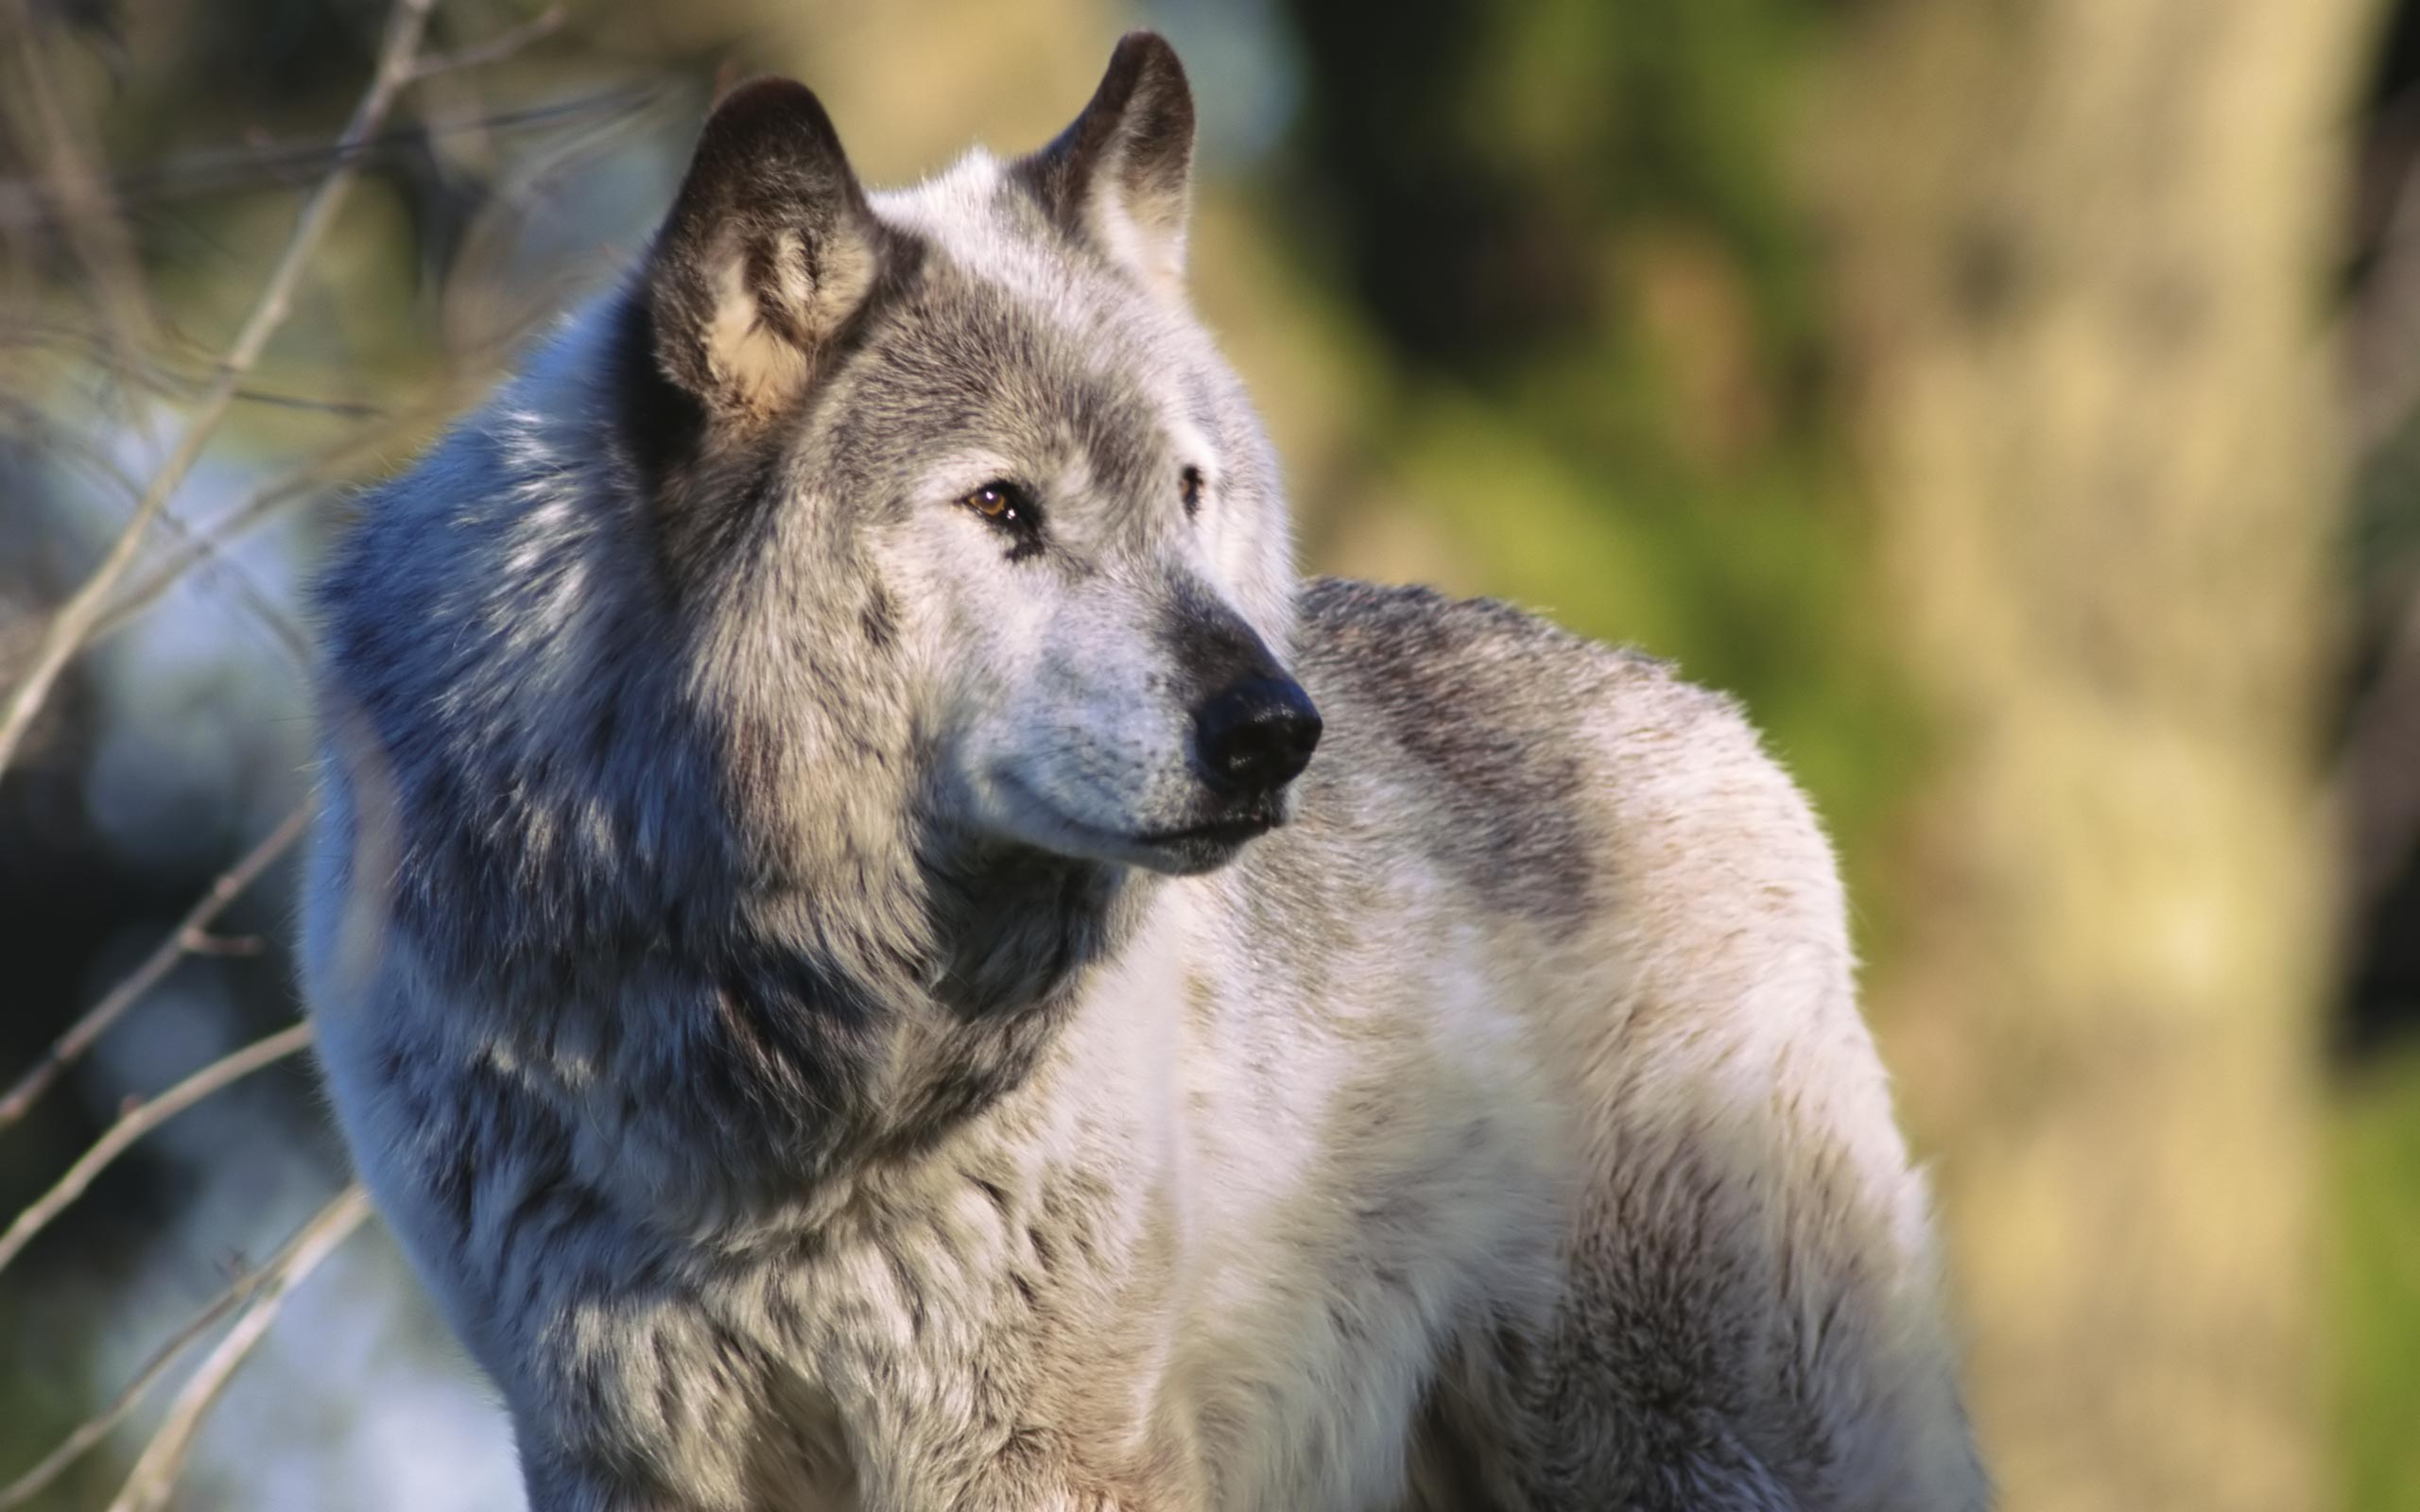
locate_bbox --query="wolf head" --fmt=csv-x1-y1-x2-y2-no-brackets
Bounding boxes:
613,33,1316,880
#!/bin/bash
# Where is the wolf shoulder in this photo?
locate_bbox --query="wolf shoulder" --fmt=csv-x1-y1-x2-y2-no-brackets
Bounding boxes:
1288,576,1848,959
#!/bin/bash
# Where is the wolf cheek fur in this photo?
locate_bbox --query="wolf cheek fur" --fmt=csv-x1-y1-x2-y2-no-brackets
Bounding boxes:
301,30,1987,1512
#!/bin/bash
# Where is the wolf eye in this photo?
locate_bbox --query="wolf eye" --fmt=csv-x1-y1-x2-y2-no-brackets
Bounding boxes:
962,480,1028,524
959,479,1044,559
1179,465,1204,518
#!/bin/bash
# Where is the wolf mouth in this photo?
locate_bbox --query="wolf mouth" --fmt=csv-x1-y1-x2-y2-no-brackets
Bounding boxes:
987,771,1284,869
1133,809,1280,848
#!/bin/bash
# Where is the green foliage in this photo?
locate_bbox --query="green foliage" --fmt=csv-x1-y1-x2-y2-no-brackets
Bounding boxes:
2333,1050,2420,1512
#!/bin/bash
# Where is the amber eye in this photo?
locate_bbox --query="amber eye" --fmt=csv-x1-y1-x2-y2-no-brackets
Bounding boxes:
962,481,1025,524
959,479,1044,558
1179,465,1204,517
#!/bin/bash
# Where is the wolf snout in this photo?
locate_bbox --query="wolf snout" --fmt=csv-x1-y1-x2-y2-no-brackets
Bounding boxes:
1192,676,1322,797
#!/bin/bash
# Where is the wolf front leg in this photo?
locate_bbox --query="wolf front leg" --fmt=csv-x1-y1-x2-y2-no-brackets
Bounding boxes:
1516,959,1985,1504
1558,668,1986,1507
1406,1006,1984,1512
1423,667,1990,1510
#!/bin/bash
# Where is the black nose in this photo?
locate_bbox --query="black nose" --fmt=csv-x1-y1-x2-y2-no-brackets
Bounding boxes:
1193,677,1322,797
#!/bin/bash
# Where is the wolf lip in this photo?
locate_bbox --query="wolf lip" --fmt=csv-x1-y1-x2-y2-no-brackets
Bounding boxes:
1138,808,1280,848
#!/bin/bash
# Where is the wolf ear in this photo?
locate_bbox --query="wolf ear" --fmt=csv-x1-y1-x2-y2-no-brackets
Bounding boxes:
645,79,880,421
1015,32,1196,294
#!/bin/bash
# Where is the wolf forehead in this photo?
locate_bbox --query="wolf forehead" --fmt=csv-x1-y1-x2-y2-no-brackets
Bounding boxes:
821,173,1237,493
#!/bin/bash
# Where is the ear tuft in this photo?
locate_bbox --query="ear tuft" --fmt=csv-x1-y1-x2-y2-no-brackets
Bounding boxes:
1014,32,1196,293
647,78,881,420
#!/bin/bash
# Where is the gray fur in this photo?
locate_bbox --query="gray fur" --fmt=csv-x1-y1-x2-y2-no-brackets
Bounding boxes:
302,31,1986,1511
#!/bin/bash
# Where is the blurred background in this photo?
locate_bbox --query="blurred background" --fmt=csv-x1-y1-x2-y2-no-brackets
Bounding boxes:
0,0,2410,1507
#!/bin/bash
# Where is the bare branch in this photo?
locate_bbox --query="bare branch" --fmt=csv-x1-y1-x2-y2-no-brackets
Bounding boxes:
0,395,315,671
87,392,469,649
0,0,158,388
0,1290,249,1511
409,3,566,81
133,515,317,674
0,83,666,232
0,0,441,778
0,802,311,1130
0,317,389,418
0,1022,315,1280
0,1191,364,1509
102,1185,372,1512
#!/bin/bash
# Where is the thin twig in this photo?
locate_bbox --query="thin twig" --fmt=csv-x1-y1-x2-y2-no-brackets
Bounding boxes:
0,1193,360,1509
0,0,158,385
0,1292,249,1511
0,317,392,418
0,0,441,778
87,393,468,649
0,83,666,232
0,1022,315,1280
0,319,389,414
408,3,566,81
0,802,312,1130
0,410,319,674
102,1185,372,1512
134,512,317,674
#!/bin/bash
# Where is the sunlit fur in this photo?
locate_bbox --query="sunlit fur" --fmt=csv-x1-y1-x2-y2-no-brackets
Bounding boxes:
301,33,1986,1512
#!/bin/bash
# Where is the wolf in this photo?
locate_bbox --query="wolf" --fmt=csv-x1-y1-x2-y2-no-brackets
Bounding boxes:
301,31,1985,1512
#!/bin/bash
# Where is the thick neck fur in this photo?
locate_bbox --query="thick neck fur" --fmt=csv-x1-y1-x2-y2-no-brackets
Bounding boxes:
316,295,1144,1217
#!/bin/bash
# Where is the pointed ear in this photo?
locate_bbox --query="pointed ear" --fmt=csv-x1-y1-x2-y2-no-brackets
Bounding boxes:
646,79,881,421
1014,32,1196,294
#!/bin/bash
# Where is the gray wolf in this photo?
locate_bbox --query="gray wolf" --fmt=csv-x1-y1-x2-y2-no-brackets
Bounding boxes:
301,32,1986,1511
